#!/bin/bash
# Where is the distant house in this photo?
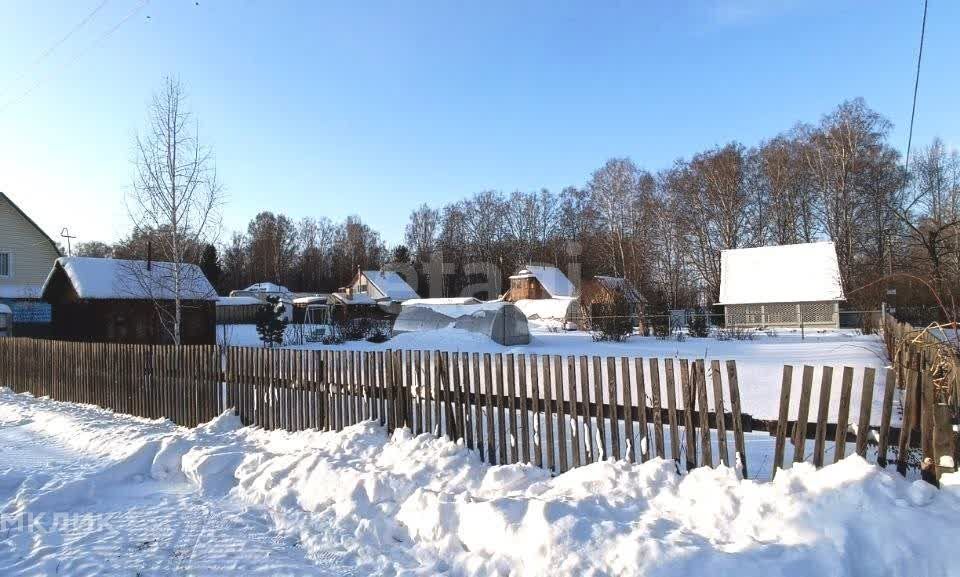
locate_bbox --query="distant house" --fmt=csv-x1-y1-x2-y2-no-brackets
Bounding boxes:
718,241,845,328
41,257,217,344
0,192,61,336
504,265,580,327
330,269,420,318
579,275,646,329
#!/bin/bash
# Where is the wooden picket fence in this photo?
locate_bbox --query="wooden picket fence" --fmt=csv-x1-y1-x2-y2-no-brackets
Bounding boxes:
1,336,949,482
0,338,224,427
1,337,752,476
881,313,959,481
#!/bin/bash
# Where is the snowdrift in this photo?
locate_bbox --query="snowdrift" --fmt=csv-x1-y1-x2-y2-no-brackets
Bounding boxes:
3,388,959,576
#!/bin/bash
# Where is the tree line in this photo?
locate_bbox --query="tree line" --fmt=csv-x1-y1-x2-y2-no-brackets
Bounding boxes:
77,97,959,314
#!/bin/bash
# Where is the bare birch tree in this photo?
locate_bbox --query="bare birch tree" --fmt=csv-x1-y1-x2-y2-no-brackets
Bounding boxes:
127,76,222,345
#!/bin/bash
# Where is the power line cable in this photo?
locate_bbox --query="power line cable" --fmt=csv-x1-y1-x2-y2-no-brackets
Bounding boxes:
0,0,148,116
904,0,929,171
0,0,110,101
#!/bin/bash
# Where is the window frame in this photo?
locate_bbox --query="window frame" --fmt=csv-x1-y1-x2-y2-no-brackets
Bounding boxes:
0,250,12,279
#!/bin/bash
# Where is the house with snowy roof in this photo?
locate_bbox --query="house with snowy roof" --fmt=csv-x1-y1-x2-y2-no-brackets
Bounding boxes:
718,241,844,328
330,269,420,317
504,265,581,328
0,192,61,336
41,257,217,344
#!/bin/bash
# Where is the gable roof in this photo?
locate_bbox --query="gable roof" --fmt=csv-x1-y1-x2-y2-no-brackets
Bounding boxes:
0,191,61,256
718,242,844,305
592,276,646,303
510,265,577,298
361,270,419,301
41,257,216,301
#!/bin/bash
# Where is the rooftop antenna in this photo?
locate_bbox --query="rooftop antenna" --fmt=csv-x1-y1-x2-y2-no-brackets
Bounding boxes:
59,227,76,256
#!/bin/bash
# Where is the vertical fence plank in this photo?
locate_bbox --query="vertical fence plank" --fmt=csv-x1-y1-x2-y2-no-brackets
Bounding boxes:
552,355,567,473
543,355,557,472
648,358,664,459
567,356,581,469
773,365,794,477
472,353,484,462
620,357,635,463
634,357,649,463
494,354,508,465
710,360,729,467
834,366,854,463
605,356,620,461
855,367,876,458
664,359,680,462
518,354,531,464
530,354,543,468
812,366,833,468
579,356,593,463
877,368,896,468
695,360,712,468
680,359,697,471
725,361,747,478
483,353,496,465
592,356,605,462
792,365,814,464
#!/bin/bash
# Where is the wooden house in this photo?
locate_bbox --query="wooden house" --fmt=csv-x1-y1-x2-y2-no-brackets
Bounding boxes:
329,269,419,319
0,192,61,336
579,275,646,328
41,257,217,344
504,265,580,328
718,242,844,328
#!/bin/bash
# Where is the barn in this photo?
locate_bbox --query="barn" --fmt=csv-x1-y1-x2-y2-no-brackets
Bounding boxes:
718,241,845,328
41,257,217,344
579,276,646,329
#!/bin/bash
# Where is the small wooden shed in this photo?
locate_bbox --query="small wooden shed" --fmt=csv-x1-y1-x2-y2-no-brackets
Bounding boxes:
41,257,217,344
579,276,646,328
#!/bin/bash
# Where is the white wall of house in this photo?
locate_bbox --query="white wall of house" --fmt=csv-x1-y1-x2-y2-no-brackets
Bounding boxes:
0,194,61,297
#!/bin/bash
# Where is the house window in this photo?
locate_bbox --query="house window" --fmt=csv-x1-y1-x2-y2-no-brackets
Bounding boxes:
0,252,11,278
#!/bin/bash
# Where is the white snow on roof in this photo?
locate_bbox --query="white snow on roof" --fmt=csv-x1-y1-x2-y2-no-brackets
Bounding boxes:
243,282,289,293
403,297,481,307
42,257,216,301
404,300,507,319
292,296,329,305
718,242,845,305
331,292,377,306
217,296,262,306
362,270,419,301
513,297,579,322
0,303,11,315
510,265,577,298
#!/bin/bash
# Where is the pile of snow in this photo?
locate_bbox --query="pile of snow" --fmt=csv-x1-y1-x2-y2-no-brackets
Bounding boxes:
719,242,845,305
40,256,216,301
3,388,959,576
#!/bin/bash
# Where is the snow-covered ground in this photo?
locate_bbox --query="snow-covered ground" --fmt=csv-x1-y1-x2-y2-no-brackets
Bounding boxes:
3,388,958,576
220,324,891,423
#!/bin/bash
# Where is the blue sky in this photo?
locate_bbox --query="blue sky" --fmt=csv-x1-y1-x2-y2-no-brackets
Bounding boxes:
0,1,956,248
